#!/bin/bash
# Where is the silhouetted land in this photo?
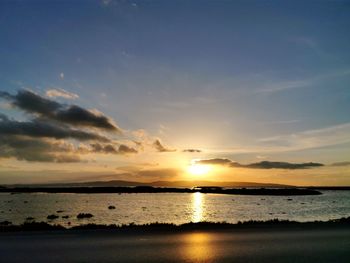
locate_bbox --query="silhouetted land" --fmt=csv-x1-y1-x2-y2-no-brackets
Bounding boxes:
1,219,349,263
0,186,322,195
2,179,294,188
0,217,349,232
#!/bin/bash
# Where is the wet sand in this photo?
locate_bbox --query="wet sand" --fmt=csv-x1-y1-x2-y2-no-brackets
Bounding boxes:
1,227,349,263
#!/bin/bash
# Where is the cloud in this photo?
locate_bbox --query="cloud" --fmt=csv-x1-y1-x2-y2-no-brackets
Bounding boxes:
0,89,177,163
118,144,138,154
0,90,120,132
46,88,79,99
0,89,139,163
0,91,13,100
196,158,324,169
243,161,324,169
0,113,8,121
259,122,350,152
330,162,350,167
153,139,176,152
54,105,120,132
0,135,81,163
256,67,350,94
91,143,117,154
197,158,233,165
290,36,318,49
91,143,137,154
258,79,311,93
102,0,112,6
0,117,109,142
183,149,202,153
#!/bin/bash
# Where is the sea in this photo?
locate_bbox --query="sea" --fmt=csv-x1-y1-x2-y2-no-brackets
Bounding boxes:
1,191,350,227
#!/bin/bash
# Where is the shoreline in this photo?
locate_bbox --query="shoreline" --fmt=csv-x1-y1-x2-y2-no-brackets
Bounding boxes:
0,186,322,195
1,217,349,232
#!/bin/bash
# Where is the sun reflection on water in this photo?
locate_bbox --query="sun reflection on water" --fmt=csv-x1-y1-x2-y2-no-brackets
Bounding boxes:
192,192,203,223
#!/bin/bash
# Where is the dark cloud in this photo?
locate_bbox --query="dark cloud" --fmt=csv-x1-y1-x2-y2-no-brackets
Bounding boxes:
0,89,177,163
0,135,81,163
0,113,9,121
91,143,117,154
90,143,137,154
196,158,324,169
54,105,119,132
0,91,14,101
153,139,176,152
197,158,233,165
1,90,60,114
330,161,350,167
118,144,138,154
0,117,109,142
0,90,120,132
243,161,324,169
183,149,202,153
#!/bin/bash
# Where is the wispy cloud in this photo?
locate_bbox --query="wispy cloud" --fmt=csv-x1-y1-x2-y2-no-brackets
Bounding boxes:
46,88,79,100
288,36,337,60
202,122,350,156
290,36,318,49
153,139,176,153
258,79,311,93
256,68,350,93
259,122,350,151
101,0,112,6
330,161,350,167
259,119,301,125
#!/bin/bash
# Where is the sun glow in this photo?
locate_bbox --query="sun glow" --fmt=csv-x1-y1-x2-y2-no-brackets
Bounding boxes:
187,162,211,176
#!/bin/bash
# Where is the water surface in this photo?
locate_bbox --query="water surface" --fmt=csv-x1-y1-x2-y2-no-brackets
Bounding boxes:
1,191,349,226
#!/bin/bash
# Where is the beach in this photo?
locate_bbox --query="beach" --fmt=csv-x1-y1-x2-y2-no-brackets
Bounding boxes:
1,226,349,263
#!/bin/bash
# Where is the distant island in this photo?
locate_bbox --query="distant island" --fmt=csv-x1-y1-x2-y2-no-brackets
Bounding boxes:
3,179,294,188
0,185,321,195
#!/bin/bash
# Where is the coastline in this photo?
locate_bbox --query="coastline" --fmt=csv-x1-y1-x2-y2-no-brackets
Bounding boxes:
1,217,349,232
0,186,322,195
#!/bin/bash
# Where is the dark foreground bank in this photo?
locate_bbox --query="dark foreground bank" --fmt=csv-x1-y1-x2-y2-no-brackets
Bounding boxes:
1,217,350,232
1,223,349,263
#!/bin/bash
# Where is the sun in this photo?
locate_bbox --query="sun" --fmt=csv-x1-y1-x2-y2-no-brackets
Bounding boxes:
187,163,211,176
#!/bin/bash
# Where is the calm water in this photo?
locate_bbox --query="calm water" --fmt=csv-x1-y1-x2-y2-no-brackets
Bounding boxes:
1,191,350,227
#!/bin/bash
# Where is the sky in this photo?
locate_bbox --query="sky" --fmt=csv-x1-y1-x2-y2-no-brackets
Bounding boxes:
0,0,349,185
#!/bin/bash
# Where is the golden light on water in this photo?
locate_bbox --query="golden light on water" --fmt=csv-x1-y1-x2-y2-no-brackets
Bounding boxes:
192,192,203,223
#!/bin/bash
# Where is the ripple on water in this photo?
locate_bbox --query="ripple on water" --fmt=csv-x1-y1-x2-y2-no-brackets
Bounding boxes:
0,191,349,226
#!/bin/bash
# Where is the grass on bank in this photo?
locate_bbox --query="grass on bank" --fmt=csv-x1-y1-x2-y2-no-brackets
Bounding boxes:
0,217,350,232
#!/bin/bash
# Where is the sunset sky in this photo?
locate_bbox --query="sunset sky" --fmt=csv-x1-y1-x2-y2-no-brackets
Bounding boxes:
0,0,349,185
